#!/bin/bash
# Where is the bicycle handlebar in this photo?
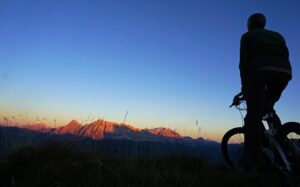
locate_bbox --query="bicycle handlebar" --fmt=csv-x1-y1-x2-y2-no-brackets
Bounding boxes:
230,92,245,108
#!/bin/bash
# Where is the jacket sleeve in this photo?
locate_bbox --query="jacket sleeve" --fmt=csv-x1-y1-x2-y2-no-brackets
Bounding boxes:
279,33,290,58
239,33,248,93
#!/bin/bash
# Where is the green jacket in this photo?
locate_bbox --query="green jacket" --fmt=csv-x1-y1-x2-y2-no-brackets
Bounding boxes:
239,28,292,89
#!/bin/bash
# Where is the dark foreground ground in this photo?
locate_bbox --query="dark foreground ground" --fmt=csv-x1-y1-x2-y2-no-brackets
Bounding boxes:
0,143,300,187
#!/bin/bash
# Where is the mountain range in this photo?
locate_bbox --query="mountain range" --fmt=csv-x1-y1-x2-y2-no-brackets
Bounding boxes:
13,119,185,142
0,119,221,163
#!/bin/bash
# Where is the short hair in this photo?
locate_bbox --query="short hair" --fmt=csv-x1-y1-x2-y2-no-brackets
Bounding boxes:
248,13,266,29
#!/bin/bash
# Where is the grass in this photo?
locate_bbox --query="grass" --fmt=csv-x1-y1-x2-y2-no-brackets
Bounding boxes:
0,142,299,187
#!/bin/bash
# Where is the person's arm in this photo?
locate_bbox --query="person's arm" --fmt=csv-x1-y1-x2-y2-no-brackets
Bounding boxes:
239,33,249,95
279,33,289,58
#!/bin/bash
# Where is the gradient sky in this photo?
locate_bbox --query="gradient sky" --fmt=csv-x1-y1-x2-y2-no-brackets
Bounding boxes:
0,0,299,141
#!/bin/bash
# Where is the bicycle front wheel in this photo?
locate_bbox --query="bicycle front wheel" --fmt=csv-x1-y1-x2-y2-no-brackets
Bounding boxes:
221,127,245,169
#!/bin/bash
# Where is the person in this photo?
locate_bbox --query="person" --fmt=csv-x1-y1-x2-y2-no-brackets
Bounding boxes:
235,13,292,169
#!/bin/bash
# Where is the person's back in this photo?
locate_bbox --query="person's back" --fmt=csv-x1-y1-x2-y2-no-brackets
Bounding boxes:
237,13,292,170
240,28,291,78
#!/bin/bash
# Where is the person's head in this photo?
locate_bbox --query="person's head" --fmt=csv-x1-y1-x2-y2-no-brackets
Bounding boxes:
247,13,266,31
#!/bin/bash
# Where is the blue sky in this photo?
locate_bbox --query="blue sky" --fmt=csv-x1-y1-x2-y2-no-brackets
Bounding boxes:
0,0,299,141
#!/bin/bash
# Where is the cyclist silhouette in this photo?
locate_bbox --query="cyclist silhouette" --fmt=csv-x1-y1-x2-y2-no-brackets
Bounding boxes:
236,13,292,168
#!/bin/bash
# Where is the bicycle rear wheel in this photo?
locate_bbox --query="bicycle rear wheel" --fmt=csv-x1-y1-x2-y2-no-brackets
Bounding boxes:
221,127,245,169
276,122,300,173
222,126,297,186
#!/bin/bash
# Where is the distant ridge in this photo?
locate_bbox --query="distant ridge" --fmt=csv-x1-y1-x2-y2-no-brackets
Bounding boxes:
20,123,52,133
7,119,184,141
0,120,220,163
144,127,181,139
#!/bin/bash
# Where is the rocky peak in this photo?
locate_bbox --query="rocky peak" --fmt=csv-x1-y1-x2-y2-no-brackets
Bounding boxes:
55,120,83,134
146,127,182,139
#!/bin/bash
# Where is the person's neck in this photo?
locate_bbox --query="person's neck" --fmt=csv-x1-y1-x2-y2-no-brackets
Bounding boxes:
248,27,264,32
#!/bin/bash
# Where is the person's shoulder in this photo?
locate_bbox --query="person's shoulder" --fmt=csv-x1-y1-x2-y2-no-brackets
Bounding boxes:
241,31,250,37
264,29,286,40
263,29,281,35
248,29,284,39
241,32,250,41
242,29,263,38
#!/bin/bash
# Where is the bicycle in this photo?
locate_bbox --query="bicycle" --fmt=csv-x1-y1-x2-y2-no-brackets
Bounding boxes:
221,91,300,186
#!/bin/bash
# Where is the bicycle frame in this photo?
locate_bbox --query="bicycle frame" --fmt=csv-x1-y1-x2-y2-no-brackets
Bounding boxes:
232,100,293,173
264,128,292,172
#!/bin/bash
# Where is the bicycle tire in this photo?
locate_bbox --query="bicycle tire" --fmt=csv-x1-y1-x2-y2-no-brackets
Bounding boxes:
276,122,300,173
221,127,245,169
222,126,297,186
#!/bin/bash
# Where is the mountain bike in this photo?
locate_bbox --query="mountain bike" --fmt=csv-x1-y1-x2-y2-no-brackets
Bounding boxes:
221,92,300,186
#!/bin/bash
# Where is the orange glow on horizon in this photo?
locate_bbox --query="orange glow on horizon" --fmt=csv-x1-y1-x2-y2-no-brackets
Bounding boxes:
1,110,225,142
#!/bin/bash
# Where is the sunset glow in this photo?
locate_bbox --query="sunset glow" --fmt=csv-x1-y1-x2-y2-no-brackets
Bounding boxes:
1,1,300,141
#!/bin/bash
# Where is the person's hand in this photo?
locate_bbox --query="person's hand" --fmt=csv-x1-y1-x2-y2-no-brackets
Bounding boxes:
234,92,243,99
232,95,241,106
230,92,244,107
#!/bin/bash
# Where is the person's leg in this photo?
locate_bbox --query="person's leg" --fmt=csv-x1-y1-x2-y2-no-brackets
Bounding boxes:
244,81,266,167
265,71,290,128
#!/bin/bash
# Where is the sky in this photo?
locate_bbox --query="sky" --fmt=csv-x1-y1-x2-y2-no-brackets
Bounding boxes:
0,0,299,141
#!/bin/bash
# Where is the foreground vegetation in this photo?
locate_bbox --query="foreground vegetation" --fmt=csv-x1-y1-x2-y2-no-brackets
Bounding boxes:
0,142,299,187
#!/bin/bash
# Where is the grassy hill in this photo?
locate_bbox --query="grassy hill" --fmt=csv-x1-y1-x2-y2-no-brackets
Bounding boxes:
1,142,298,187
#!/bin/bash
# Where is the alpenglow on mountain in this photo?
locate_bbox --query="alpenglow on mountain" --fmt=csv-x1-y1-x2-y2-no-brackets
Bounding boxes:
18,119,183,141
